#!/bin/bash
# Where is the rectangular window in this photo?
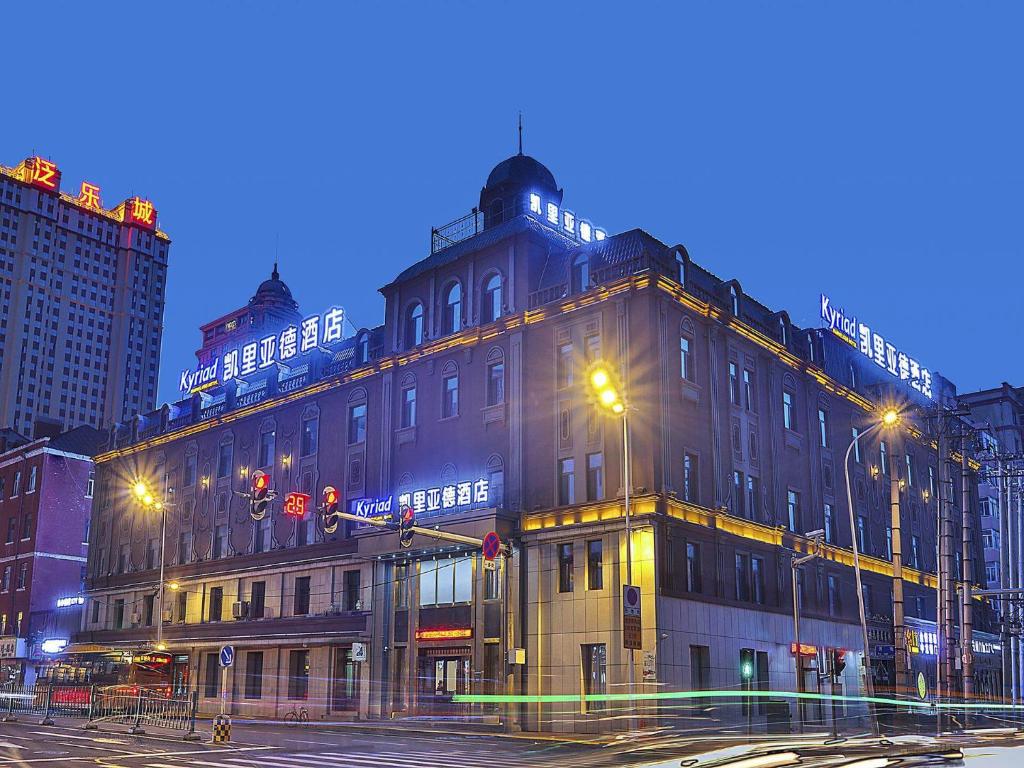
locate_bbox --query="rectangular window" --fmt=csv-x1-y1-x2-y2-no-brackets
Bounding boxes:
213,525,227,559
743,368,754,411
586,452,604,501
905,454,914,487
557,343,573,388
911,535,921,569
686,542,702,592
0,566,10,592
558,543,574,593
732,471,744,517
258,431,275,468
208,587,223,622
26,466,36,493
113,598,125,629
176,590,187,623
244,652,264,699
253,518,270,553
204,652,219,698
824,503,834,544
680,335,693,381
729,362,739,404
442,373,459,417
880,441,889,475
580,644,607,714
487,361,505,406
184,453,197,487
818,408,829,448
828,574,841,614
301,416,319,456
587,540,603,590
857,515,867,553
690,645,710,694
143,594,155,626
250,580,266,619
395,563,409,608
783,391,795,430
294,576,311,615
217,443,232,478
401,386,417,428
178,531,192,565
746,475,759,521
288,650,310,700
11,472,19,497
348,403,367,444
20,510,32,540
751,556,765,604
343,570,361,611
787,490,799,532
417,557,472,606
735,553,750,601
5,518,13,544
558,458,575,505
683,453,698,503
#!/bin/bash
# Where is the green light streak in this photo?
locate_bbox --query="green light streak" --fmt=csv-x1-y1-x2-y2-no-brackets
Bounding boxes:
453,689,1024,711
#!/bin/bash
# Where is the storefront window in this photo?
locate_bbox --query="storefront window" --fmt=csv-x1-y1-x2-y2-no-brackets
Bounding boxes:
419,557,472,606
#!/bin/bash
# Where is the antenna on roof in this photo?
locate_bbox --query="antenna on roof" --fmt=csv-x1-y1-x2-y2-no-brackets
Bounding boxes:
518,112,524,155
274,232,280,279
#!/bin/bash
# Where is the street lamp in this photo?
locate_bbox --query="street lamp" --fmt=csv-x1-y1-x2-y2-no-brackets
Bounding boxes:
843,408,900,712
587,363,636,718
131,479,170,651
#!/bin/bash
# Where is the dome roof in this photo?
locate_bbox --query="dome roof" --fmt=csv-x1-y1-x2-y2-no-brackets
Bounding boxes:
484,153,558,193
250,264,297,308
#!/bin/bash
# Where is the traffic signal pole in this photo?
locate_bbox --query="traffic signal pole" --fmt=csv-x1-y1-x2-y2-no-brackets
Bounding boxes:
319,509,504,552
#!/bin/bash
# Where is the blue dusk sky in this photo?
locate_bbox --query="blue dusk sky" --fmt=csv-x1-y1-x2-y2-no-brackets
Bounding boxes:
2,2,1021,407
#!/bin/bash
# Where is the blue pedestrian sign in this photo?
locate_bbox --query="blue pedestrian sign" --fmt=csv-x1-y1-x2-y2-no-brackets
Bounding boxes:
219,645,235,668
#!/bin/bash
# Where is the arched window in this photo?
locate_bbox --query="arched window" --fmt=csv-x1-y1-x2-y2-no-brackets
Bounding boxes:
489,199,504,226
404,302,423,349
356,332,369,364
482,274,502,324
570,254,590,294
486,454,505,507
679,317,695,382
730,285,739,316
442,283,462,335
675,252,686,284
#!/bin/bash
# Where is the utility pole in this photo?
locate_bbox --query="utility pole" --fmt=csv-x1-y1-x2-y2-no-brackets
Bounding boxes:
960,433,975,702
999,464,1012,702
890,448,909,695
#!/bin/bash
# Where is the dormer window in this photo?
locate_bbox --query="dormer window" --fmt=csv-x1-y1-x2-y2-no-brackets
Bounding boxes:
356,332,369,364
570,254,590,294
779,318,787,346
730,286,739,316
806,332,815,363
676,252,686,285
482,274,502,324
404,302,424,349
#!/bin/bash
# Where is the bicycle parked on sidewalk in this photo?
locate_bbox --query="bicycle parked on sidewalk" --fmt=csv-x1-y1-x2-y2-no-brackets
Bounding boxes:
284,705,309,726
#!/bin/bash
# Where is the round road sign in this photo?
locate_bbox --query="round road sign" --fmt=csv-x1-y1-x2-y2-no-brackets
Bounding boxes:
219,645,235,668
482,531,501,561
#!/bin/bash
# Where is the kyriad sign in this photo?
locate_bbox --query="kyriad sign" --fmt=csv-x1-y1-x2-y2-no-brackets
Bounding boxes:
178,306,345,395
351,477,491,518
820,294,933,399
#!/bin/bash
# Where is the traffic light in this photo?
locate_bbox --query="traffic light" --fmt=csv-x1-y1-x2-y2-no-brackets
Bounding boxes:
832,649,847,678
250,470,270,521
322,485,340,534
399,504,415,549
739,648,755,686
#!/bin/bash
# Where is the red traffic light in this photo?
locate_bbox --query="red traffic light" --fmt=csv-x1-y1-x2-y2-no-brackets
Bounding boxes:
322,485,341,534
252,471,269,493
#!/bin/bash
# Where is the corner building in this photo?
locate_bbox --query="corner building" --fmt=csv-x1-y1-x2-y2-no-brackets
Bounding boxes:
83,152,995,733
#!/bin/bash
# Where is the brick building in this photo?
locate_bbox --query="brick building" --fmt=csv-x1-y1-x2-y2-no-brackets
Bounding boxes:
82,150,996,733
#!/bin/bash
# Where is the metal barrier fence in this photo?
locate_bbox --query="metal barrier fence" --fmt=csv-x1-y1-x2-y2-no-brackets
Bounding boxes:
0,684,199,738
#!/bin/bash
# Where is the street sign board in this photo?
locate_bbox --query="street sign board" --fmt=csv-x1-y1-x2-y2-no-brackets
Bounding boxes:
219,645,235,668
483,558,497,571
482,531,501,561
351,642,367,662
623,584,641,650
917,671,927,700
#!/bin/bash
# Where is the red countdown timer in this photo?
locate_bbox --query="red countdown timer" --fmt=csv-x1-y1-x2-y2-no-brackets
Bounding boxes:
283,492,311,519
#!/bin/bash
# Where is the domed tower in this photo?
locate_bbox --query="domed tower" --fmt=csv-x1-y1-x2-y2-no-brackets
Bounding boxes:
249,262,299,314
479,150,562,229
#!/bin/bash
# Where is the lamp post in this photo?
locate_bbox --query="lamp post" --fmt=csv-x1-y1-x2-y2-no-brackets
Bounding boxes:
843,408,899,719
587,363,635,724
132,480,169,651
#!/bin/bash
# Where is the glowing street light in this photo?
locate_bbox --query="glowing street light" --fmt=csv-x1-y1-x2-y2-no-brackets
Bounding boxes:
130,478,171,651
133,480,148,500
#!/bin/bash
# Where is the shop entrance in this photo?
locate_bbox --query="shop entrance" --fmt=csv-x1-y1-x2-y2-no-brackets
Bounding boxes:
417,647,470,714
332,645,359,711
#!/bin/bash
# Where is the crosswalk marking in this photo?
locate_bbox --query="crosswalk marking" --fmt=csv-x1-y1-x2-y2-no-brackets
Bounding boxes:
142,747,562,768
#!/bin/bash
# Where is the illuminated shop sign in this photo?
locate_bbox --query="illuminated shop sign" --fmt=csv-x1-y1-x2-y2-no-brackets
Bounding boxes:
415,627,472,641
40,639,68,654
15,156,61,191
820,293,933,399
178,306,345,395
526,192,606,244
123,196,157,228
77,181,102,209
55,596,85,608
351,478,490,519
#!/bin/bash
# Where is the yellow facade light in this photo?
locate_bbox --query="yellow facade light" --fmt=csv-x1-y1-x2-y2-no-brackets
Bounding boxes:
132,481,148,500
167,582,180,591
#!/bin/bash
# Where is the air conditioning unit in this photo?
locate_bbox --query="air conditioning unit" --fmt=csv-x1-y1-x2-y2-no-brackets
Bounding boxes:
231,601,250,620
130,612,142,626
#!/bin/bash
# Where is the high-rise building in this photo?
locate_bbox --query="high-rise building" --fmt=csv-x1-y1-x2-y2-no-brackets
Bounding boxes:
0,155,170,437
